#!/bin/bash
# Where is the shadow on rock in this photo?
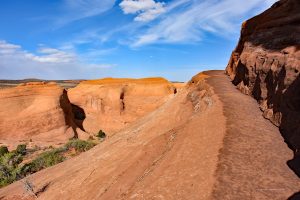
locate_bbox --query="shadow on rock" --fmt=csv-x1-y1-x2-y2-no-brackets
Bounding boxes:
287,154,300,178
279,75,300,177
288,191,300,200
71,104,86,132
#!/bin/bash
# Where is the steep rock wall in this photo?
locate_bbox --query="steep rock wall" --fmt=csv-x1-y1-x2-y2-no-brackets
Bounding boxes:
226,0,300,153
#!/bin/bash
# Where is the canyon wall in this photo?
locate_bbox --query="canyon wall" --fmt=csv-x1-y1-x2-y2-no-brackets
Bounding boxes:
68,77,178,135
226,0,300,154
0,77,179,147
0,82,77,147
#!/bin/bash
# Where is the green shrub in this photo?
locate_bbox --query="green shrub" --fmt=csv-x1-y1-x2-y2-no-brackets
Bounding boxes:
16,144,27,155
65,139,95,153
0,164,21,187
0,146,9,156
21,149,65,175
96,130,106,139
0,139,97,187
0,152,23,168
0,152,23,187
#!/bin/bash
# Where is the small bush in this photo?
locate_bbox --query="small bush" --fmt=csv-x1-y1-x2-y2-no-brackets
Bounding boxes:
0,139,97,187
97,130,106,139
21,149,65,174
0,165,21,187
16,144,27,155
0,146,9,156
0,152,23,168
0,152,23,187
65,139,95,153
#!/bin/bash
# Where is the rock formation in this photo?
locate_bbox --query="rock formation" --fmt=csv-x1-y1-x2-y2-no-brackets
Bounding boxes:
0,73,225,200
1,71,299,199
0,82,78,148
68,77,178,135
0,1,299,199
226,0,300,159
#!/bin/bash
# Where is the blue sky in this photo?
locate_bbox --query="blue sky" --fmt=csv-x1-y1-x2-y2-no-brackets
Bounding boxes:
0,0,276,81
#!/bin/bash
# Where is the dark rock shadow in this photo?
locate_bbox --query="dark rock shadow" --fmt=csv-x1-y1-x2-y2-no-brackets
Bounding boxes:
71,104,86,132
279,75,300,177
287,155,300,178
252,73,262,101
232,60,249,86
288,191,300,200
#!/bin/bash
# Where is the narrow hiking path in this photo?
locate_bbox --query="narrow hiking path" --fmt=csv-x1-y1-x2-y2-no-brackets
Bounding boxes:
205,70,300,200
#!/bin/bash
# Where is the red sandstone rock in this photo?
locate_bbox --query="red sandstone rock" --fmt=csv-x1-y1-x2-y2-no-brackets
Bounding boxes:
0,82,77,148
1,72,298,199
0,73,227,200
68,77,178,135
226,0,300,152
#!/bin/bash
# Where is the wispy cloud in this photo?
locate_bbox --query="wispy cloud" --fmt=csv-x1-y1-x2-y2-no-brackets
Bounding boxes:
57,0,277,47
55,0,116,27
120,0,166,22
0,41,22,54
121,0,278,47
26,47,76,63
0,40,115,79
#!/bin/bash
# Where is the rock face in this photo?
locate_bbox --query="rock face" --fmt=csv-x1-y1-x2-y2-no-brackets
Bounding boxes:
0,82,77,148
226,0,300,154
68,77,178,135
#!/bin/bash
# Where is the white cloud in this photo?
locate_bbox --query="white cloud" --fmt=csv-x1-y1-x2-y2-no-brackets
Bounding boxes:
120,0,166,22
130,0,278,46
0,40,115,79
26,47,76,63
0,41,21,54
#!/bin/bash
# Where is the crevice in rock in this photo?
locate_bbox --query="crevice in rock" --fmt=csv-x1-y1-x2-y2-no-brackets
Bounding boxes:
252,73,262,101
232,60,249,86
120,89,125,113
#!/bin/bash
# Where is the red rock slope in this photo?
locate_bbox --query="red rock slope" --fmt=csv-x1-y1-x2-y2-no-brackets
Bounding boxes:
226,0,300,158
0,72,227,199
0,82,77,148
1,71,299,199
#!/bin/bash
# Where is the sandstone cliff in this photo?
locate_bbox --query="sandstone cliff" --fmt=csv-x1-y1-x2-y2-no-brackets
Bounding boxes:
0,82,77,148
68,77,178,135
226,0,300,157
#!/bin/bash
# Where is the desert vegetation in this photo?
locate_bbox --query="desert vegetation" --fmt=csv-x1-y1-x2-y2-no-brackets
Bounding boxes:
0,139,97,187
97,130,106,139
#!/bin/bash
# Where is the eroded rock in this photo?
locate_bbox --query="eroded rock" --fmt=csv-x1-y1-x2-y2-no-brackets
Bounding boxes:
226,0,300,153
0,82,78,148
68,77,178,135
